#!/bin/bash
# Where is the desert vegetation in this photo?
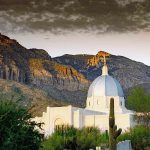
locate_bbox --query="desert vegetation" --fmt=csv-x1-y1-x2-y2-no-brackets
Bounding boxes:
118,125,150,150
0,100,44,150
41,126,109,150
40,125,150,150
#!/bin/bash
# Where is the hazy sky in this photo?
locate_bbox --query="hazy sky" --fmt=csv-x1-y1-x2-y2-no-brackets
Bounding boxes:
0,0,150,65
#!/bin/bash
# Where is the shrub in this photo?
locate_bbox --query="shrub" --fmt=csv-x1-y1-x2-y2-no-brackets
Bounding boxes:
0,100,44,150
41,134,64,150
41,126,109,150
118,125,150,150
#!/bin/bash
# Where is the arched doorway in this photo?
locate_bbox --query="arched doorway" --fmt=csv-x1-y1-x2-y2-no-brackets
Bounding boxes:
54,118,64,129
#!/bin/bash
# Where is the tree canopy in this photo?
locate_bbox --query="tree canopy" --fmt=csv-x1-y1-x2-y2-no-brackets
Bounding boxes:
127,87,150,113
118,125,150,150
0,101,44,150
127,87,150,126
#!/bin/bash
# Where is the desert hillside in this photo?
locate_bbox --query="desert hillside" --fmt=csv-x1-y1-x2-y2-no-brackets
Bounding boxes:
0,79,67,116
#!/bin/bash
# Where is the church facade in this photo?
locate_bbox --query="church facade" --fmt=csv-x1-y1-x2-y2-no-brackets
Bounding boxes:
35,62,135,136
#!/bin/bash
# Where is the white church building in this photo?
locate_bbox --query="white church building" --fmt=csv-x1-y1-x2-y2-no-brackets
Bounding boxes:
35,61,134,136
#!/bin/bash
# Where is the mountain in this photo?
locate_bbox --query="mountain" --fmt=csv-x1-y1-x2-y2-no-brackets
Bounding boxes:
0,79,66,117
0,33,150,115
0,33,89,108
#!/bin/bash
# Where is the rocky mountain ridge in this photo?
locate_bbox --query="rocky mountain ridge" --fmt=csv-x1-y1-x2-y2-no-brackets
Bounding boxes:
55,52,150,90
0,33,89,90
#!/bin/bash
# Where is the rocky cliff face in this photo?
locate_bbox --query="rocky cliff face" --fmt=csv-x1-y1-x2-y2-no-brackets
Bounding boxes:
29,58,89,91
0,34,29,83
0,33,53,83
0,33,89,92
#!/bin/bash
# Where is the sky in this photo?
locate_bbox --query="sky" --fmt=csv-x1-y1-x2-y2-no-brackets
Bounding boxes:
0,0,150,66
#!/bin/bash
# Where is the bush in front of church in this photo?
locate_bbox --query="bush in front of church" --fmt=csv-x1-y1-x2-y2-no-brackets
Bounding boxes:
0,100,44,150
118,125,150,150
41,134,65,150
41,126,109,150
76,127,108,149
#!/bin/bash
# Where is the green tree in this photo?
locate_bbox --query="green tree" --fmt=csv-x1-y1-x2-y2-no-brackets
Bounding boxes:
0,101,44,150
41,134,64,150
118,125,150,150
41,126,109,150
127,87,150,126
77,127,108,150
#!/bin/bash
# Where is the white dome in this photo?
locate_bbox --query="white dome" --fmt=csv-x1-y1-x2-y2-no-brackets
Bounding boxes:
87,75,124,97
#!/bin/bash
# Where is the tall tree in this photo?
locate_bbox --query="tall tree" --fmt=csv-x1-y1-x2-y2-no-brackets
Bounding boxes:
127,87,150,126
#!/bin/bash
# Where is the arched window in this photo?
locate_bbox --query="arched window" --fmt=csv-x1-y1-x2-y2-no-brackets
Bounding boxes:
89,101,90,106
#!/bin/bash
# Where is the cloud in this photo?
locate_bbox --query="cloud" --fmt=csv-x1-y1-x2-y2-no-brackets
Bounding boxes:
0,0,150,34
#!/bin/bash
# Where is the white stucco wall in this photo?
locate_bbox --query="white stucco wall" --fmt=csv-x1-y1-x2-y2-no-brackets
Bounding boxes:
83,113,132,131
34,105,134,136
73,109,83,128
36,105,73,135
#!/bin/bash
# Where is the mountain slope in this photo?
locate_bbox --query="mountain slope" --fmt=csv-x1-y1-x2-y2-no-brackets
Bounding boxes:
0,79,67,116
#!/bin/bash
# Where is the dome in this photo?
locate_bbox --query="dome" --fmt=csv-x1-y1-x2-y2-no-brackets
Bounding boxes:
87,75,124,97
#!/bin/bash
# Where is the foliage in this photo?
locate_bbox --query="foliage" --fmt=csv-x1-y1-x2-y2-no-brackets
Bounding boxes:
42,125,150,150
127,87,150,112
127,87,150,126
0,100,44,150
118,125,150,150
41,134,64,150
76,127,108,150
41,126,109,150
109,98,122,150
